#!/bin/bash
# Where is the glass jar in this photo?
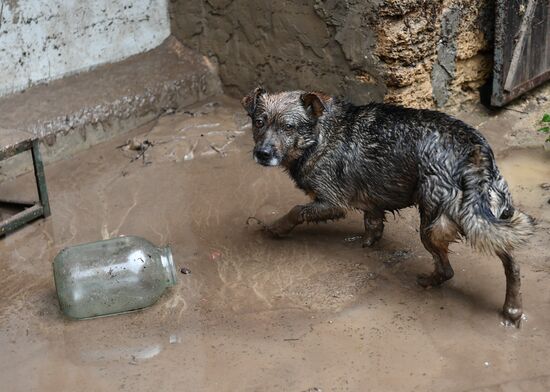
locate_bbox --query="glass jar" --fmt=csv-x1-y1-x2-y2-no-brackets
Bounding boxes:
53,236,177,319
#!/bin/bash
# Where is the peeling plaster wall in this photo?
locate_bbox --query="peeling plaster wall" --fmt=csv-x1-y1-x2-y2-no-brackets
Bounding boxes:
171,0,494,108
169,0,386,105
0,0,170,97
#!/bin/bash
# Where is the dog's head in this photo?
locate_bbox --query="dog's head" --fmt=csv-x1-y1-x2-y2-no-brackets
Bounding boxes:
241,87,328,167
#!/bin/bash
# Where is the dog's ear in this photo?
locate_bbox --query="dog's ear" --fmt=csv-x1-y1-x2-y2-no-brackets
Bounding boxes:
301,92,327,118
242,86,266,116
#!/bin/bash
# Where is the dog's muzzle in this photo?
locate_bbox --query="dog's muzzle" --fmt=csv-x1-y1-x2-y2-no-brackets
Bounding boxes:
253,147,280,166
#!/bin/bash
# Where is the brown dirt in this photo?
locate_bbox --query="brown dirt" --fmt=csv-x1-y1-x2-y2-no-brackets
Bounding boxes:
0,96,549,391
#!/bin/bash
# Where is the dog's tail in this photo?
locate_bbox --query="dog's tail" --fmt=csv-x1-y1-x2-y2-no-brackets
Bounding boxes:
457,146,535,254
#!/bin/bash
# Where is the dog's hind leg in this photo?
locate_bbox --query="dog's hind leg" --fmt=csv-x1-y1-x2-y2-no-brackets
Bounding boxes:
496,251,523,326
417,215,457,288
265,203,346,237
362,210,385,247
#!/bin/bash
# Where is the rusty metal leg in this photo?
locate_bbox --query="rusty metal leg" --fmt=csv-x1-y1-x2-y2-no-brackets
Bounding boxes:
0,205,44,236
0,131,51,236
31,139,50,217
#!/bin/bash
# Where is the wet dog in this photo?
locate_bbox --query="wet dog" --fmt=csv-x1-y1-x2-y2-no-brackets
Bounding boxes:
242,87,534,327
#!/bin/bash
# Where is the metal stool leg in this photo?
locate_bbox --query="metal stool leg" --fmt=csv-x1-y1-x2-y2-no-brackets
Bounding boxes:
1,130,51,236
31,139,50,217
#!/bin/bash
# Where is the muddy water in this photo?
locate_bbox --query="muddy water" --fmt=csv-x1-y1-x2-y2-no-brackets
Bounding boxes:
1,98,549,392
498,148,550,222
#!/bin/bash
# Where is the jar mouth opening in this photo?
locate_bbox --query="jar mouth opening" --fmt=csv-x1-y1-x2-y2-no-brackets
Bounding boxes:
161,246,177,286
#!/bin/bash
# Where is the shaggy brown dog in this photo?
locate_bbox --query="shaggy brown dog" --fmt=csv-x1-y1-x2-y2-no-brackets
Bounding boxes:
243,87,534,327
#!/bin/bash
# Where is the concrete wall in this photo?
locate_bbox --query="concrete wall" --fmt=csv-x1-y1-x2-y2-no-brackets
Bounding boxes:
170,0,494,108
0,0,170,97
170,0,385,105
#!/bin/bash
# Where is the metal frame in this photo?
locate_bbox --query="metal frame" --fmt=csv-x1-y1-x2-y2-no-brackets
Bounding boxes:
0,138,51,236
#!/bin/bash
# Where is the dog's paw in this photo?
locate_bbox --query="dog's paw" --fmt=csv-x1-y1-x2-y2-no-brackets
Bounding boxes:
416,273,448,288
362,232,382,248
501,307,523,328
246,216,264,227
417,265,454,288
246,216,290,238
264,223,292,238
246,216,270,234
362,237,379,248
416,273,436,288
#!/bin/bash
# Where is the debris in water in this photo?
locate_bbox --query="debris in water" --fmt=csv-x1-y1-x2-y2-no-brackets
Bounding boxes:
540,183,550,190
117,137,154,164
385,250,411,266
118,137,151,151
246,216,263,226
210,143,227,156
344,235,363,243
366,272,378,280
180,267,192,275
210,250,222,261
130,141,153,163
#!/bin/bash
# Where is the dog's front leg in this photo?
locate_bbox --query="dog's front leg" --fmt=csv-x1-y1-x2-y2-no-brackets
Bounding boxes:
266,202,346,237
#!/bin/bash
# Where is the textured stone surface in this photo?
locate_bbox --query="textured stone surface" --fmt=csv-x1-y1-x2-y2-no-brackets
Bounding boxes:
376,7,440,65
432,5,461,107
377,0,494,108
446,54,493,107
378,0,426,16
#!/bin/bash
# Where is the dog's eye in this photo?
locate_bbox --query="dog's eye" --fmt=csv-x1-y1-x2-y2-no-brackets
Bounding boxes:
254,119,264,128
285,124,294,131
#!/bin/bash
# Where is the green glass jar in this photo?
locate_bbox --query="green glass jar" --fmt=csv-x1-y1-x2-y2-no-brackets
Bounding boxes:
53,236,177,319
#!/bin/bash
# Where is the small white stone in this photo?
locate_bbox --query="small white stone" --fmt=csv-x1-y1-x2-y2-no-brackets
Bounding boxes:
169,335,181,344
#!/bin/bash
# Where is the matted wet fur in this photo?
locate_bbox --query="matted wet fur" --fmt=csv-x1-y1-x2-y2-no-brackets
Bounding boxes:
242,87,534,327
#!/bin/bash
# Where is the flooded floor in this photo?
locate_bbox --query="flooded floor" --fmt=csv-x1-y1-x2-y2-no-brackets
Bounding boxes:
1,97,549,392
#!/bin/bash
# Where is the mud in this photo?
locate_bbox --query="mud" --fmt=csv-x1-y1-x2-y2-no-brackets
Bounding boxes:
170,0,386,103
171,0,494,108
1,97,550,391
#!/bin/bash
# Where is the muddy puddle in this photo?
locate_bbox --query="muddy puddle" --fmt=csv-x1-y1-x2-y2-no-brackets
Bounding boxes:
498,148,550,222
0,97,549,391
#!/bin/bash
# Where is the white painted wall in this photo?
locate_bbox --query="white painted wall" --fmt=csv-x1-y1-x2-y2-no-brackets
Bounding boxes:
0,0,170,97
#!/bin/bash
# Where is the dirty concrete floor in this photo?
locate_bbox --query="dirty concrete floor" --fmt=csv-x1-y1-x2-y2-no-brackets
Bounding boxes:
1,96,550,392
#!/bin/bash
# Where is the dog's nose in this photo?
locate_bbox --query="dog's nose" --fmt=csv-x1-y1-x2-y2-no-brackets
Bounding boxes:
255,147,272,161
